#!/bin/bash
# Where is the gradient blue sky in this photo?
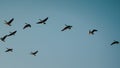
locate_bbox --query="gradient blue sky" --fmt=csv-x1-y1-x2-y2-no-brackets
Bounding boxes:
0,0,120,68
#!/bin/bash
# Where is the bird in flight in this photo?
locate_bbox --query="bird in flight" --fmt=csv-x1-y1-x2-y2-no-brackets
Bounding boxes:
89,29,98,35
5,48,13,52
0,35,8,42
4,18,14,26
30,50,38,56
23,23,31,29
111,40,119,46
7,30,17,37
36,17,48,24
61,24,72,31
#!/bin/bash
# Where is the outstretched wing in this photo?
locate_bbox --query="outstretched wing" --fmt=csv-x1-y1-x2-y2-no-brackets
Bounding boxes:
93,29,98,32
34,51,38,54
8,18,14,24
61,27,67,31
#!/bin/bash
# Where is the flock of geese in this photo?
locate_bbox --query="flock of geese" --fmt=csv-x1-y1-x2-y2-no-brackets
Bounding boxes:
0,17,120,56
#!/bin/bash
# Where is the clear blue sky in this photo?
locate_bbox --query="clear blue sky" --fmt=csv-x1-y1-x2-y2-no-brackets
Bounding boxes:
0,0,120,68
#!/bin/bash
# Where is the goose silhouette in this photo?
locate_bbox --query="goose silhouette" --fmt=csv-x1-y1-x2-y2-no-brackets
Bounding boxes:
4,18,14,26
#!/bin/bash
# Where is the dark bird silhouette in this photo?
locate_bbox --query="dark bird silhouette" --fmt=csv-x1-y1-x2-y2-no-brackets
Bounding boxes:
111,40,119,45
30,50,38,56
5,48,13,52
23,23,31,29
0,35,8,42
89,29,98,35
7,30,17,37
61,24,72,31
36,17,48,24
4,18,14,26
